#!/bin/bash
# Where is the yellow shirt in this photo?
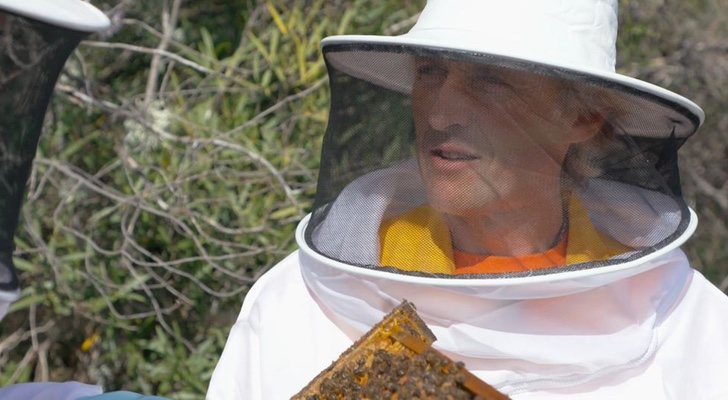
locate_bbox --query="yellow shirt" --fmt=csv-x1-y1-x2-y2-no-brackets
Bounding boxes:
379,198,630,275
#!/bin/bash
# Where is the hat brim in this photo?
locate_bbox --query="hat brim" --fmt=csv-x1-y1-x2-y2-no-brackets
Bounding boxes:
0,0,110,32
322,35,703,139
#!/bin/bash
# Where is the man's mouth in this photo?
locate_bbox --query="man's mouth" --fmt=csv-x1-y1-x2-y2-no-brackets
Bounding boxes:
430,146,479,161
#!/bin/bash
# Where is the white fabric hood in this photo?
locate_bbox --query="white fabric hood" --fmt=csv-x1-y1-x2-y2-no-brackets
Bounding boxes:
297,162,697,392
300,227,692,392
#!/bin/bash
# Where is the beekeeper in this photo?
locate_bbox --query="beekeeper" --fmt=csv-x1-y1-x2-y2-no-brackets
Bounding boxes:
208,0,728,398
0,2,167,399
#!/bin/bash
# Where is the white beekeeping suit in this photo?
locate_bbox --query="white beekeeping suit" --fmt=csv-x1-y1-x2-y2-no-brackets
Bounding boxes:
208,0,728,398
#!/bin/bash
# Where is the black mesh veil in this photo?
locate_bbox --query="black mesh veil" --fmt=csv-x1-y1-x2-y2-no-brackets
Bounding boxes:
305,44,697,278
0,11,87,295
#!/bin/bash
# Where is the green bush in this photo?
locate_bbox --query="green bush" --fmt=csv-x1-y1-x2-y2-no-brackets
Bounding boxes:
2,0,424,397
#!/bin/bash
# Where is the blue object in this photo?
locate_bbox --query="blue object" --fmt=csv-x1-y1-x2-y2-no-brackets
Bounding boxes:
78,391,170,400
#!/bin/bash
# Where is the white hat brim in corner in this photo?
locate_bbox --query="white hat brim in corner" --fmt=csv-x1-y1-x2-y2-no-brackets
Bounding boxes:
0,0,110,32
321,34,704,139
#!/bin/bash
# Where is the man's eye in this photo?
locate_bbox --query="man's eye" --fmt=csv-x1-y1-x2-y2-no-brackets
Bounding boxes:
472,74,513,93
474,74,507,86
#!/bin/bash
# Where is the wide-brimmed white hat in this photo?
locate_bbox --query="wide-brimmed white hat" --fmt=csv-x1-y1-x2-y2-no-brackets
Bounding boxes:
0,0,109,32
321,0,703,139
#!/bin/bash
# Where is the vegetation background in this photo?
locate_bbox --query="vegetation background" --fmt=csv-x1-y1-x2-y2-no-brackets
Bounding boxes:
0,0,726,398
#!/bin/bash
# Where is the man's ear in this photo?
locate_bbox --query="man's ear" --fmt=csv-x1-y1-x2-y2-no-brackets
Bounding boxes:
570,112,604,143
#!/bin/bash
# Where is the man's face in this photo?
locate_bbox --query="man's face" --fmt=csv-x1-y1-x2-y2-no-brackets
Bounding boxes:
411,58,590,217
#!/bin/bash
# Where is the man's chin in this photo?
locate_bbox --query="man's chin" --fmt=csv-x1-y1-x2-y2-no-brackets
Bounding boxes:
426,192,504,218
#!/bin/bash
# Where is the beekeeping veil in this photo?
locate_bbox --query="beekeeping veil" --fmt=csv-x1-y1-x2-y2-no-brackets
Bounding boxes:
300,0,702,291
0,1,109,320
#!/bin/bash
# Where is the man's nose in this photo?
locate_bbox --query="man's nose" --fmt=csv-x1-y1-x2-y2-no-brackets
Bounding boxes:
426,78,472,132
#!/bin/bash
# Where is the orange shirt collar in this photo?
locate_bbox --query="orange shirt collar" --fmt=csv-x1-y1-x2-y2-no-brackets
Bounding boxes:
453,235,567,275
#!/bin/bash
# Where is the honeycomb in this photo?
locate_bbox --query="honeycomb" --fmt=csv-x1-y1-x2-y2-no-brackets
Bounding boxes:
292,301,510,400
